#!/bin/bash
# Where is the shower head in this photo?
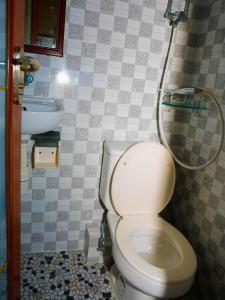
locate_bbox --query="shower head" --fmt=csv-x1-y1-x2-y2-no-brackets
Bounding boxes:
164,0,190,26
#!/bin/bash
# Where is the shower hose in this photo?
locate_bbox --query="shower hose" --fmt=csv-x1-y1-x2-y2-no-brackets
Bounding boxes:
156,24,224,170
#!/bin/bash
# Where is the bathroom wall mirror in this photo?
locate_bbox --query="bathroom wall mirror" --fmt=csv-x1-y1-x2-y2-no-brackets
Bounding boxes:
24,0,66,57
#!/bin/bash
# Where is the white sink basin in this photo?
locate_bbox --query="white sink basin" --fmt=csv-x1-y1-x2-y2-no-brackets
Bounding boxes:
22,99,64,136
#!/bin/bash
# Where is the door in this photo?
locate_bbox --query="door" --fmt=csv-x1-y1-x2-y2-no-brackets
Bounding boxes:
0,0,7,298
7,0,24,299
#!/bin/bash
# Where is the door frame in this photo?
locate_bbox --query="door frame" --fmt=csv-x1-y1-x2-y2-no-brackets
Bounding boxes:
7,0,24,299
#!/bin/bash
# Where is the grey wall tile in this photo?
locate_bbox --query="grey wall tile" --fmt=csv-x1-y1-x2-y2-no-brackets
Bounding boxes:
59,189,71,200
46,178,59,189
32,212,44,223
57,211,69,222
125,34,139,49
121,63,134,77
59,166,73,177
97,29,112,45
107,75,120,89
81,43,96,58
128,4,142,21
34,82,49,97
94,59,108,74
56,231,68,241
46,201,58,211
71,0,85,9
45,222,57,232
136,51,149,66
139,22,152,38
110,47,124,62
113,16,127,33
32,190,45,201
66,55,81,70
100,0,115,15
84,10,99,28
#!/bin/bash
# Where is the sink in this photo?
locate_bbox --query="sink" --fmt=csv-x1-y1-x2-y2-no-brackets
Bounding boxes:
22,98,64,136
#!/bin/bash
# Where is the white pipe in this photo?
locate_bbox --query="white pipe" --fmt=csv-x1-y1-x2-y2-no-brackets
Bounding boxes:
158,88,224,170
156,24,178,144
156,23,224,170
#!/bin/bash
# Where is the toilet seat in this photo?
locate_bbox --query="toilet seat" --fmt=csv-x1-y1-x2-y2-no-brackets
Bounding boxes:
110,142,197,290
115,215,197,285
111,142,176,217
108,142,197,298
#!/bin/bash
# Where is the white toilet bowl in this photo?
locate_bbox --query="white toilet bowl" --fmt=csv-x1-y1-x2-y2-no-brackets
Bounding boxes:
100,141,197,299
108,213,196,299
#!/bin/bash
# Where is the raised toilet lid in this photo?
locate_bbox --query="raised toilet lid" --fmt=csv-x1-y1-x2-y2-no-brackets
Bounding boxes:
111,142,176,216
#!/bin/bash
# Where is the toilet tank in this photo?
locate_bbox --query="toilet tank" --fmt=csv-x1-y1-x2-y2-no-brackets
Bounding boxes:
100,141,135,212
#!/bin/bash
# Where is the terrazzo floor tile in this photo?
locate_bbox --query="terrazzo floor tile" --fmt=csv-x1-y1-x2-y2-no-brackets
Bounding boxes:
21,252,46,299
21,251,113,300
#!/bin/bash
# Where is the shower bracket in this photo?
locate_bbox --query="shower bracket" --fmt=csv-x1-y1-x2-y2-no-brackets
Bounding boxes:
164,0,190,25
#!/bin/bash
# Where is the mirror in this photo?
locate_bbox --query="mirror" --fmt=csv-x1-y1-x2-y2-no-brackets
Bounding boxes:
24,0,66,57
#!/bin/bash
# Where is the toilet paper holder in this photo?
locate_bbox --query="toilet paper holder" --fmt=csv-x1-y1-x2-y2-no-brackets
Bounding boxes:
33,144,60,168
32,131,60,169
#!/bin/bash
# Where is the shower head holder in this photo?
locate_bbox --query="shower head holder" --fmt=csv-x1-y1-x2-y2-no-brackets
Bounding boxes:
164,0,190,25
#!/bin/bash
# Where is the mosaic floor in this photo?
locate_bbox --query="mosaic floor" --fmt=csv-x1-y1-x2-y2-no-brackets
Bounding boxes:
21,251,113,300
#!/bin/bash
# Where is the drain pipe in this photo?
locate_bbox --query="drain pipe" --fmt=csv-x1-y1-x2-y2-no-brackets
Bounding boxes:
21,137,31,194
97,210,108,251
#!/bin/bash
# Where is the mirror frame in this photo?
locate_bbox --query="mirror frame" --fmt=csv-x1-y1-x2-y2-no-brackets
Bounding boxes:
24,0,66,57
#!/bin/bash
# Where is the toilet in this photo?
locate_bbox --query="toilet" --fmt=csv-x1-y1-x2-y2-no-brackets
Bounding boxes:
100,141,197,300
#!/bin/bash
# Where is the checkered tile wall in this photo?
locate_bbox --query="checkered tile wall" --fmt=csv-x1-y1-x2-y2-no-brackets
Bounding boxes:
164,1,225,299
22,0,195,253
22,3,225,299
22,0,225,298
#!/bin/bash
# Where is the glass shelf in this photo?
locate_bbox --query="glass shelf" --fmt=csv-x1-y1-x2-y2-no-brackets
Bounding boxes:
162,101,207,110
